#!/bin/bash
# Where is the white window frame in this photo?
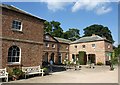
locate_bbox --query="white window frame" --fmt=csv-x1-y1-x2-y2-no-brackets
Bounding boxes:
92,44,96,48
52,44,55,48
108,45,111,48
12,20,22,31
45,43,49,48
8,46,21,64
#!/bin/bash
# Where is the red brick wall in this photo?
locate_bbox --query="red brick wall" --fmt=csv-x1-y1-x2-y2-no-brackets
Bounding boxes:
2,8,44,68
2,8,44,42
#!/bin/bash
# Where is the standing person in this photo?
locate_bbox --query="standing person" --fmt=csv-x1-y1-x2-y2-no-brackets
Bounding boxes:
109,60,114,70
50,60,53,72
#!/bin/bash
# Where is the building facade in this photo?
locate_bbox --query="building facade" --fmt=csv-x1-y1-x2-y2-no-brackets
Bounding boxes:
1,4,113,69
1,4,45,68
43,33,70,65
69,34,113,65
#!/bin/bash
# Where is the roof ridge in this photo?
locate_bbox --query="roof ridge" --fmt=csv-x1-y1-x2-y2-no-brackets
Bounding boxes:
54,37,71,41
2,3,45,21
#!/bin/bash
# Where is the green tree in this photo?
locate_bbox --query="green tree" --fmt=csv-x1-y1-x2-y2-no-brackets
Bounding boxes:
113,44,120,58
44,21,52,34
51,21,63,38
63,28,80,41
83,24,114,43
44,20,63,38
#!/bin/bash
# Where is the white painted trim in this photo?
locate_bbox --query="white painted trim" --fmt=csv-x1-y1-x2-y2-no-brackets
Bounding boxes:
7,46,21,64
12,20,23,31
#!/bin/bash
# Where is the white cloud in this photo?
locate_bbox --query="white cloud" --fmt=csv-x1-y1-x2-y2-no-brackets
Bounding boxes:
41,0,113,14
114,42,118,47
72,0,112,15
96,6,112,15
40,0,71,12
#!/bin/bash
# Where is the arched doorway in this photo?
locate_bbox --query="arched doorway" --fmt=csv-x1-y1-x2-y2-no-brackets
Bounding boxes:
78,51,87,65
88,54,96,64
50,53,54,63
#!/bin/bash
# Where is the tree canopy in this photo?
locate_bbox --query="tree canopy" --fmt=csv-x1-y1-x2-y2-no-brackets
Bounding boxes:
83,24,114,43
44,22,114,43
113,44,120,58
44,21,80,40
44,21,63,38
63,28,80,41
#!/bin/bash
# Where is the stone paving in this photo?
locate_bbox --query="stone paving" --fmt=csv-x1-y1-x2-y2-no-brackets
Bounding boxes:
8,65,118,83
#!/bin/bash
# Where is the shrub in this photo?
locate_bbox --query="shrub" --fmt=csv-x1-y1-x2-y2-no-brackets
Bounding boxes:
97,62,103,66
8,68,24,80
43,67,49,75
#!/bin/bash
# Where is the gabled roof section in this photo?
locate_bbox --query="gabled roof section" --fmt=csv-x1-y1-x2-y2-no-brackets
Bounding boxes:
71,35,111,44
44,33,58,42
1,4,46,21
54,37,71,44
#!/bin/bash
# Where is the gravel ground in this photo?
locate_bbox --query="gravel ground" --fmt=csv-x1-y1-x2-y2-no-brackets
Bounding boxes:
8,65,118,83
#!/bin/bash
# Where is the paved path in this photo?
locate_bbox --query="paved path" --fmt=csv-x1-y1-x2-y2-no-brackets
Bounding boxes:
9,66,118,83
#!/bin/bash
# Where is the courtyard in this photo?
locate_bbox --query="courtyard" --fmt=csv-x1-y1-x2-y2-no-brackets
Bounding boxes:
9,65,118,83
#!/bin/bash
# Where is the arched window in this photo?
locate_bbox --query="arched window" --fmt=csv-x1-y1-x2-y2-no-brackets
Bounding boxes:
8,45,21,64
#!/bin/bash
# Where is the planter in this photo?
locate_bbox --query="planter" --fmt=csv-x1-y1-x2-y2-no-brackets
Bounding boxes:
43,68,49,75
12,75,19,81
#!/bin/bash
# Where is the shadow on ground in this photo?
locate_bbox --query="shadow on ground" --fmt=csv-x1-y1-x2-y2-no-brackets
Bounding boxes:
48,65,66,72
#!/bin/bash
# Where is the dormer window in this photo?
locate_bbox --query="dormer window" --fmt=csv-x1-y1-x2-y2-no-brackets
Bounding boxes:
12,20,22,31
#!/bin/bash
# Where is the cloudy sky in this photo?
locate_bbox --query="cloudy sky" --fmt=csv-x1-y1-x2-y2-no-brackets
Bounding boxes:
3,1,118,46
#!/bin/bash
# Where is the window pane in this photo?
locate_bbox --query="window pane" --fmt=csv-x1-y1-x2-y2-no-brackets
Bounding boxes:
12,57,15,62
13,21,15,24
8,52,11,56
17,51,20,56
12,20,21,30
8,57,11,62
16,57,19,62
18,22,21,25
13,50,16,56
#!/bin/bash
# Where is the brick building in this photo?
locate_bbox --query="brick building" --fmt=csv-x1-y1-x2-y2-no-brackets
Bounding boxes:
43,33,70,65
69,34,113,65
1,4,45,68
1,4,113,69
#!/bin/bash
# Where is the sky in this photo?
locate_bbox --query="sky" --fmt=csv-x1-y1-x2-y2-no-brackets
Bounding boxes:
3,1,118,46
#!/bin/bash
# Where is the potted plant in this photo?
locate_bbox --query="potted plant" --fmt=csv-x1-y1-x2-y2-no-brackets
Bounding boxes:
43,67,49,75
12,68,23,80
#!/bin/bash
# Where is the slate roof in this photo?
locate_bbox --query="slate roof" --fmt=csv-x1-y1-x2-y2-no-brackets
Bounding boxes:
71,35,110,44
54,37,71,44
1,4,45,21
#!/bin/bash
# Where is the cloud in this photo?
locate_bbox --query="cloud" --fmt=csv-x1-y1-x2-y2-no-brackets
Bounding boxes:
72,0,112,15
96,6,112,15
40,0,71,12
41,0,113,14
114,42,118,47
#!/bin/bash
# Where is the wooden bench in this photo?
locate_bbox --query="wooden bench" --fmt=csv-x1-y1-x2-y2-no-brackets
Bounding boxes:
22,65,44,79
0,68,8,82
